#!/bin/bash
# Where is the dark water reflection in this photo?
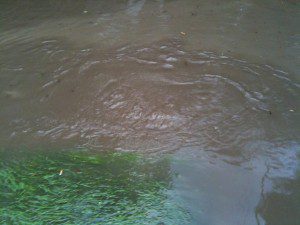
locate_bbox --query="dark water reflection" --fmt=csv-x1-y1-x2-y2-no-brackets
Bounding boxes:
0,0,299,224
172,144,299,225
256,174,300,225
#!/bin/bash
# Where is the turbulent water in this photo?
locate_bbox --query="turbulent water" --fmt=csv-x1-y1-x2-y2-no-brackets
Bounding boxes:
1,0,299,224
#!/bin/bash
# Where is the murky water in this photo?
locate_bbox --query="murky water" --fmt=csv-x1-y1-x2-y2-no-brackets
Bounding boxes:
1,0,299,224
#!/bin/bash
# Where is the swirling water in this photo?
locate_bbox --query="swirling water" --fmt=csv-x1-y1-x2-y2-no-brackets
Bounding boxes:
0,1,299,224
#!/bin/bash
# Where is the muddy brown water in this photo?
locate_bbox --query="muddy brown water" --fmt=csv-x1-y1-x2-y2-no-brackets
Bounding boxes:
1,0,299,224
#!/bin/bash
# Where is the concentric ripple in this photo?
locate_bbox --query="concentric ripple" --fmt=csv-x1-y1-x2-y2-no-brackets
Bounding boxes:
1,38,299,161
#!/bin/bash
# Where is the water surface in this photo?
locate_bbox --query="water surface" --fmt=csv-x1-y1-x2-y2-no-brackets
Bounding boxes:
0,0,299,224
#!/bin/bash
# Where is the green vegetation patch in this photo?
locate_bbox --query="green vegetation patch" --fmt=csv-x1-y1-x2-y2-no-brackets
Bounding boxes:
0,149,189,224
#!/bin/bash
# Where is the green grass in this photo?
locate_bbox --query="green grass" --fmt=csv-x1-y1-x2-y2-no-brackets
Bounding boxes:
0,148,190,224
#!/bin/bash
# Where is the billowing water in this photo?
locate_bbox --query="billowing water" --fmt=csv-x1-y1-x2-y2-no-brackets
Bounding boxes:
1,0,299,224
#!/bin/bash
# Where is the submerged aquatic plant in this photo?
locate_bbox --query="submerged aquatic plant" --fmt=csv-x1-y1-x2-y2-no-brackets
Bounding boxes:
0,148,189,224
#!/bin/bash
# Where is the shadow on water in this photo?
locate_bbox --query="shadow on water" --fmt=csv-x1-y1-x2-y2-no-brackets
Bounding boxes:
255,161,300,225
0,148,190,224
